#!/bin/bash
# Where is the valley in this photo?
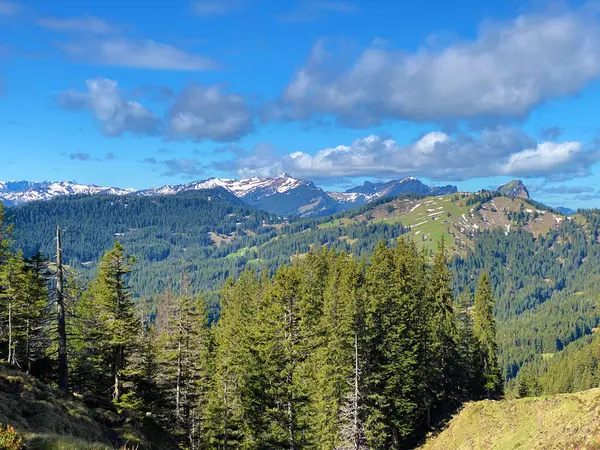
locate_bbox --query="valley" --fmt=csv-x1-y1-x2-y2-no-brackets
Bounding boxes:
3,177,600,449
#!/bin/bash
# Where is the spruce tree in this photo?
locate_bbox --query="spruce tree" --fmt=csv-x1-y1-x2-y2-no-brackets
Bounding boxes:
155,274,213,449
454,291,478,399
0,252,26,366
207,272,265,448
21,252,51,374
311,253,366,449
473,272,502,398
81,242,139,405
424,238,458,423
363,241,420,448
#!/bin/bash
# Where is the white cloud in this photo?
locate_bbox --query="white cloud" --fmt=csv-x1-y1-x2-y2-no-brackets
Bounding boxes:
37,16,118,34
503,142,586,176
168,84,253,142
218,128,600,181
58,78,160,137
270,8,600,126
60,37,218,71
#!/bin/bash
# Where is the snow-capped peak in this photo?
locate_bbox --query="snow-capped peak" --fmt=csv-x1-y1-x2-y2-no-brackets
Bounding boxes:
0,180,135,206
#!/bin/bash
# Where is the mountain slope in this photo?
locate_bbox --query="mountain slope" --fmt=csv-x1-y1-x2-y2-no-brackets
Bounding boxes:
0,181,133,206
497,180,530,199
421,389,600,449
329,177,457,208
0,175,456,218
0,363,175,449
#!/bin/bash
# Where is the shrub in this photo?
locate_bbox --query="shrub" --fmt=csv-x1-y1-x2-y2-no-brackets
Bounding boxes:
0,424,24,450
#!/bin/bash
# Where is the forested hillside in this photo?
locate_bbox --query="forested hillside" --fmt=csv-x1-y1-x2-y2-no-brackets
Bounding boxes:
0,196,504,448
452,210,600,385
8,190,600,388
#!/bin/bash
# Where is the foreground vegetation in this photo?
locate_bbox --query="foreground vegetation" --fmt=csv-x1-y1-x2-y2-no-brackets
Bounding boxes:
422,388,600,449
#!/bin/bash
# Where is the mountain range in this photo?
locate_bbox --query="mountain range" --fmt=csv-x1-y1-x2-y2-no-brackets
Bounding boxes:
0,174,459,217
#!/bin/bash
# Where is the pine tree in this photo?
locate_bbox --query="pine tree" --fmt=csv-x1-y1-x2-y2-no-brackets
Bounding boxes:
311,253,366,449
423,238,458,424
207,272,266,448
363,241,421,448
473,272,502,398
21,252,51,374
454,291,478,399
79,242,139,406
155,274,213,449
0,252,26,366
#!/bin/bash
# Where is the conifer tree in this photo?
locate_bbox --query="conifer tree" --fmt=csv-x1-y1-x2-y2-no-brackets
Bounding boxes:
473,272,502,398
311,253,366,449
423,238,458,423
21,252,51,374
79,242,139,405
0,252,26,366
363,241,420,448
454,291,478,399
207,272,265,448
155,274,213,449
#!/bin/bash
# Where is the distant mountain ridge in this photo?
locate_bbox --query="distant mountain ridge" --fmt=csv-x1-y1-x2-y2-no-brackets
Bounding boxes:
0,181,134,206
1,175,458,217
328,177,458,207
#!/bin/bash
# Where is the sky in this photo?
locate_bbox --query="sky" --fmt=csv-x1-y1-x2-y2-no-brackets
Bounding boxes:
2,0,600,207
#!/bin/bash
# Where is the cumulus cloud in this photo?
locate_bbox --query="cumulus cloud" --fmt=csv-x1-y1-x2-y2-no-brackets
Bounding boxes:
269,8,600,126
58,78,160,137
141,157,158,165
59,37,218,71
38,16,118,34
105,152,117,160
277,1,359,23
168,84,253,142
216,128,600,181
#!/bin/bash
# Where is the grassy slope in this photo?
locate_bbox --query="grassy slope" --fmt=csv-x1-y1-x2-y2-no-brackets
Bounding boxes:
0,363,171,450
421,389,600,450
317,194,566,256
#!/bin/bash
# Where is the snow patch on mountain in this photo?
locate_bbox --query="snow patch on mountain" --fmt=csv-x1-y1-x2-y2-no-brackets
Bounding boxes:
0,181,134,206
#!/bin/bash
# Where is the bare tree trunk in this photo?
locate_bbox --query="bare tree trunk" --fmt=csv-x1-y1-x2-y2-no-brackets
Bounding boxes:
7,301,13,364
286,294,297,450
113,346,121,402
353,332,360,450
26,318,31,374
176,336,182,424
56,226,68,391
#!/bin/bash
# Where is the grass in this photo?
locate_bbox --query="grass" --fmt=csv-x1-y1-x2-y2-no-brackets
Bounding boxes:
26,434,113,450
378,195,467,254
0,362,172,449
421,389,600,449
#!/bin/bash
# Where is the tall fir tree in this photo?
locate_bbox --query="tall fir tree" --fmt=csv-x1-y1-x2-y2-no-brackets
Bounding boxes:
423,237,458,424
311,253,366,449
77,242,139,406
473,272,503,398
21,252,51,375
155,274,213,449
363,241,421,448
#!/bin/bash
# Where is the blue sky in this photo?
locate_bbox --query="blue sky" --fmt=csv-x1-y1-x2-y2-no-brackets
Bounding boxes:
2,0,600,207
